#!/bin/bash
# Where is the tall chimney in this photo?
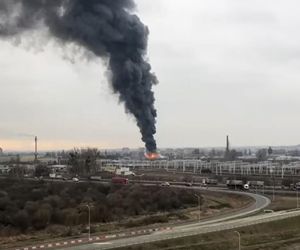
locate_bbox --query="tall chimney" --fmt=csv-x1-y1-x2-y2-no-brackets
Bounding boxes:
34,136,38,162
226,135,230,152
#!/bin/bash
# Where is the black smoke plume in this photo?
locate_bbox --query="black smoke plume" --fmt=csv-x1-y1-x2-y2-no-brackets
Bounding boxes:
0,0,158,152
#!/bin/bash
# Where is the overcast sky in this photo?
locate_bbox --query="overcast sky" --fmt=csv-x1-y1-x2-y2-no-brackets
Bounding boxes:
1,0,300,151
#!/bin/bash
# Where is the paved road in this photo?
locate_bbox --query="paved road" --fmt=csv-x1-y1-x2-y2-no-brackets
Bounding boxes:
61,208,300,250
60,190,271,250
87,209,300,250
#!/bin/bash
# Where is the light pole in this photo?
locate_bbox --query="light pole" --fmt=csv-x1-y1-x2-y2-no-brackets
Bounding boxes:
270,168,275,201
194,194,201,222
234,230,241,250
85,204,91,241
297,187,299,209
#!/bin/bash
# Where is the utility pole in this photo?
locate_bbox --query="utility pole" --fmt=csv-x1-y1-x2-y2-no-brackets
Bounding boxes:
194,194,201,222
85,204,91,240
297,187,299,209
270,168,275,201
34,136,38,163
234,231,241,250
273,176,275,201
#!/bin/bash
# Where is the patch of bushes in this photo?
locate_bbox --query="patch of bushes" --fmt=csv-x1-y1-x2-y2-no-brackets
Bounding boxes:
0,179,198,235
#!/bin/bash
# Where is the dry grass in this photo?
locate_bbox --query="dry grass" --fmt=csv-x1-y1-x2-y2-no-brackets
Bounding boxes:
115,194,300,250
117,215,300,250
267,195,299,211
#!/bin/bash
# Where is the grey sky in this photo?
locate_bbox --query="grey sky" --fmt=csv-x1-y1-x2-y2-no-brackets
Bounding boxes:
1,0,300,151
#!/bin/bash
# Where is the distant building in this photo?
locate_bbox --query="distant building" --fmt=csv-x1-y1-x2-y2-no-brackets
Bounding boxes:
0,148,3,155
122,147,130,154
102,165,117,173
115,167,135,176
0,165,10,175
47,164,68,174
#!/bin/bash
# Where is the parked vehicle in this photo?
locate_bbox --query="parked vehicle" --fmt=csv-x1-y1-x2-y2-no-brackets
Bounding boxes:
226,180,249,190
111,176,129,185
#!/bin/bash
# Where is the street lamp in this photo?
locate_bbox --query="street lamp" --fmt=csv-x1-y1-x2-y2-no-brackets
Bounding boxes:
270,168,275,201
85,204,91,241
234,231,241,250
194,194,201,222
296,186,299,209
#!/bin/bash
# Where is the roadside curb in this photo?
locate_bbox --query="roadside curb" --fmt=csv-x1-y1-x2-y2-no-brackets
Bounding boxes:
14,227,172,250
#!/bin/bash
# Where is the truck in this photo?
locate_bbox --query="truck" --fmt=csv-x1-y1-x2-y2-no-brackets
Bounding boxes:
226,180,249,190
249,180,264,188
89,176,102,181
111,176,129,185
204,178,218,185
49,173,63,179
289,182,300,190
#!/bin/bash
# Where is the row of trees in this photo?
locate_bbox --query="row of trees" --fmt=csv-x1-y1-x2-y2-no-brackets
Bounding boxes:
0,179,199,235
194,147,273,162
68,148,99,175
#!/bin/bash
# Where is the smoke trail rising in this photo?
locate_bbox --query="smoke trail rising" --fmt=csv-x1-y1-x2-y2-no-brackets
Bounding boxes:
0,0,158,152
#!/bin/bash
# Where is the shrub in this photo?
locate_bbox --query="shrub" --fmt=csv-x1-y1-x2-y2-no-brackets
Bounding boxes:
32,208,51,230
0,180,198,234
12,210,29,232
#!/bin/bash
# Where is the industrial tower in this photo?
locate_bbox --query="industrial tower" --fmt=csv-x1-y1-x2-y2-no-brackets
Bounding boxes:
34,136,38,162
226,135,230,152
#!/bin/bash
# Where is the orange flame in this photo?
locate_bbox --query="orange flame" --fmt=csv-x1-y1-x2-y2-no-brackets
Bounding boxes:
145,152,160,160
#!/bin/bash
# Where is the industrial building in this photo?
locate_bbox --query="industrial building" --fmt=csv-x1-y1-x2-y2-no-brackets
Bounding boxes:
98,159,300,178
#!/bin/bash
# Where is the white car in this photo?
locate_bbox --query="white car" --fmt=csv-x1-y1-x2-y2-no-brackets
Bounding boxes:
72,177,79,182
160,182,170,187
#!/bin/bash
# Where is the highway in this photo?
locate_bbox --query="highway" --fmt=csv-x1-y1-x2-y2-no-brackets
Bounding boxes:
58,190,271,250
85,209,300,250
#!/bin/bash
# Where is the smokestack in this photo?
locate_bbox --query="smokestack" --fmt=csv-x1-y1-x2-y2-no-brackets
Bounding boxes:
34,136,38,162
226,135,230,152
0,0,158,153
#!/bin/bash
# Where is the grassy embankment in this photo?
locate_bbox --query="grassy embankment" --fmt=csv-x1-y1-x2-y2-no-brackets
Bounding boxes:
117,214,300,250
117,194,300,250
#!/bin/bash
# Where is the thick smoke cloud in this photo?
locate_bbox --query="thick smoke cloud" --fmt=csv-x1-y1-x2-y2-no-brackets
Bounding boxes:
0,0,158,152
